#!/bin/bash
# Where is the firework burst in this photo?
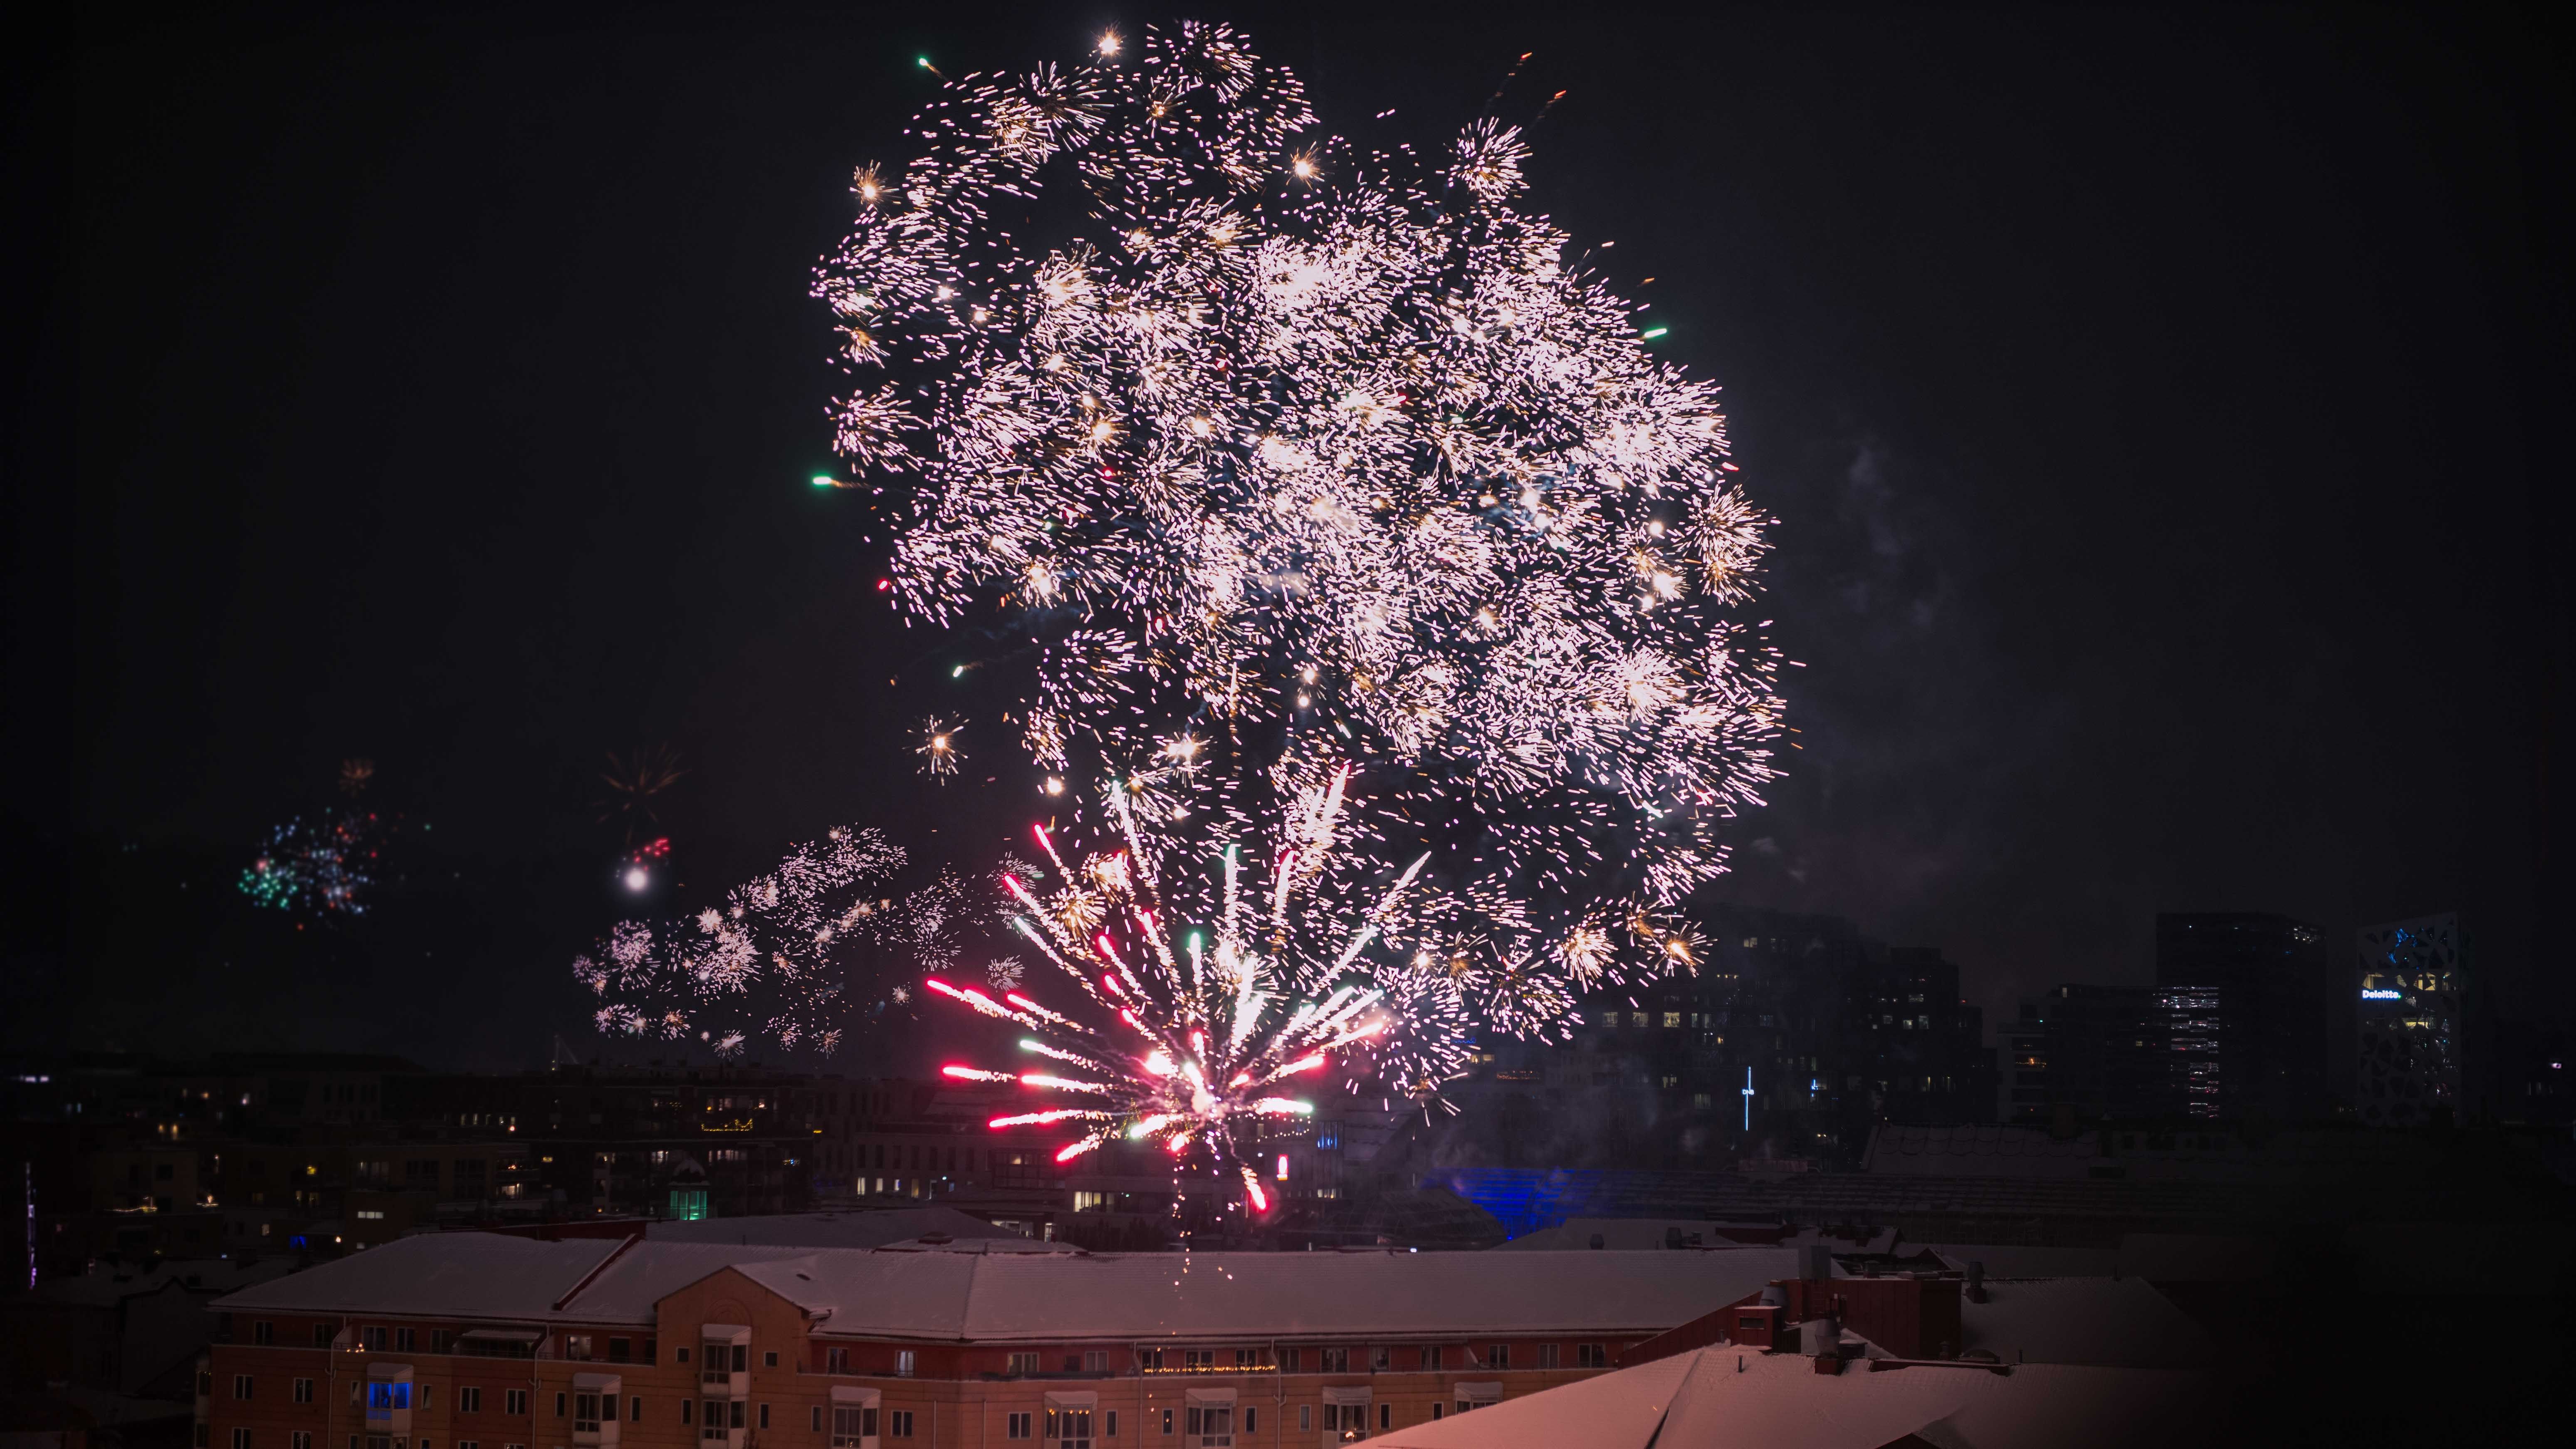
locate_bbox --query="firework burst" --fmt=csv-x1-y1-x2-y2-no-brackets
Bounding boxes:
817,23,1783,1018
927,768,1470,1207
238,811,383,917
574,825,955,1056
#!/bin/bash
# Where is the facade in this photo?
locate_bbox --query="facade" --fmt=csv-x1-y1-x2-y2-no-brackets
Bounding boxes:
2354,913,2465,1127
200,1234,1795,1449
2154,913,2334,1121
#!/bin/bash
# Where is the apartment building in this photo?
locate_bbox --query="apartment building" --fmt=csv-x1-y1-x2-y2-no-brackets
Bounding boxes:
203,1233,1797,1449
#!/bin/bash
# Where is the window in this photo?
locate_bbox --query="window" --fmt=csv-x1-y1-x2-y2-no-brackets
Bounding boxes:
1378,1406,1389,1431
565,1336,593,1362
1084,1351,1108,1373
758,1405,770,1430
295,1380,315,1404
365,1328,389,1350
232,1432,251,1449
826,1348,849,1374
1182,1407,1230,1449
1323,1405,1364,1439
894,1351,915,1379
681,1404,692,1427
504,1391,527,1417
608,1338,631,1364
235,1376,254,1400
1158,1410,1172,1437
1314,1348,1347,1373
460,1389,481,1413
1298,1408,1310,1433
1232,1349,1259,1370
294,1436,312,1449
1181,1351,1211,1372
1538,1343,1560,1370
888,1412,914,1439
1006,1353,1040,1377
254,1321,275,1345
632,1399,643,1424
1662,1011,1682,1028
1489,1345,1510,1370
398,1329,415,1352
764,1352,779,1368
1241,1410,1254,1434
676,1349,689,1364
1136,1349,1164,1372
555,1392,567,1419
1370,1348,1390,1372
316,1325,334,1347
830,1407,876,1446
1419,1347,1440,1370
1006,1412,1031,1440
1105,1412,1116,1439
1576,1344,1608,1369
575,1394,614,1433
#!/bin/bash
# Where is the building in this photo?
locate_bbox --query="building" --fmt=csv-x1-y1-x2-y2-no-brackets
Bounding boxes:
199,1232,1798,1449
1477,910,1987,1170
2155,914,2334,1121
2354,913,2465,1127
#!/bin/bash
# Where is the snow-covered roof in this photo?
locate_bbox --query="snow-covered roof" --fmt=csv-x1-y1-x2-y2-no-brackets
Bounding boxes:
214,1234,1797,1343
211,1235,631,1320
1373,1345,2211,1449
1957,1277,2213,1370
1919,1244,2121,1278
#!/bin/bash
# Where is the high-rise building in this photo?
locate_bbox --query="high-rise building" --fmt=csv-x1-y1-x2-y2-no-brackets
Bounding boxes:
2356,913,2465,1127
2155,913,2334,1121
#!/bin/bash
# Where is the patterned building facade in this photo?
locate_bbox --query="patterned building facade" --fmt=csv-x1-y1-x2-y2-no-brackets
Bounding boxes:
2355,913,2465,1127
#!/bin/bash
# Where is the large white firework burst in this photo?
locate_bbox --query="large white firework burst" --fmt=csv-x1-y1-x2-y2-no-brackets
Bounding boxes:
817,23,1783,1026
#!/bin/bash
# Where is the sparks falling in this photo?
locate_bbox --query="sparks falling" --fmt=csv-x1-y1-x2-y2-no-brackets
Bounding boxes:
816,24,1785,1024
928,775,1468,1207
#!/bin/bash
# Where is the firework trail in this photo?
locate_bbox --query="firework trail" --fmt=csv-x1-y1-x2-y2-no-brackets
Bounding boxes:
927,768,1473,1207
816,24,1783,1021
572,826,965,1057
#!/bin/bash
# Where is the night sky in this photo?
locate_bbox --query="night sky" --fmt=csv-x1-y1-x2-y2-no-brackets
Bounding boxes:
13,3,2568,1069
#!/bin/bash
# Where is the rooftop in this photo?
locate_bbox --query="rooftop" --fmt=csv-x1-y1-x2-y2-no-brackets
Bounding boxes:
213,1234,1801,1343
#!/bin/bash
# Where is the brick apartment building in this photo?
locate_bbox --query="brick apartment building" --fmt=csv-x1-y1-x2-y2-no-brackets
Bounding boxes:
200,1234,1798,1449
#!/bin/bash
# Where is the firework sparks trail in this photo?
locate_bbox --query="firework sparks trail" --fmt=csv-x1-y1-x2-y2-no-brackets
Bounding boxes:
816,24,1785,1025
928,774,1471,1209
571,826,965,1057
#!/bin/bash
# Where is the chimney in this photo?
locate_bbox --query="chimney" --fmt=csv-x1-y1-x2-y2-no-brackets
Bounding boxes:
1802,1244,1832,1282
1966,1259,1988,1304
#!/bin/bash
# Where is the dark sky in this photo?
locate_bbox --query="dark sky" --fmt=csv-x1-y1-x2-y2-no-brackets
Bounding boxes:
12,3,2569,1068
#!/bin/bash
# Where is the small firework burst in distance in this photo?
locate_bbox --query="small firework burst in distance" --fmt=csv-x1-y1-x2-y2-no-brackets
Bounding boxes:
917,716,964,780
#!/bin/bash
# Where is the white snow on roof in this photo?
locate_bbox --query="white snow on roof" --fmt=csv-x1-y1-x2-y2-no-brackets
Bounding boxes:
211,1234,625,1320
215,1236,1796,1343
1958,1277,2213,1369
1919,1244,2121,1278
1375,1346,2210,1449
